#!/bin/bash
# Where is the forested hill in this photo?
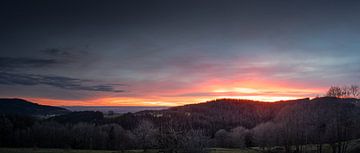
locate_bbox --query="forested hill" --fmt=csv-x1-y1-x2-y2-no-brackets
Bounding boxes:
135,97,360,130
0,97,359,152
0,98,70,116
170,97,359,113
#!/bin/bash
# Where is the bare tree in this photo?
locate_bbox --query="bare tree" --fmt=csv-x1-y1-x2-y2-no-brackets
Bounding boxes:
342,86,351,97
133,120,158,152
325,104,358,153
179,130,209,153
252,122,279,151
214,129,230,148
326,86,344,97
228,126,249,148
214,127,248,148
326,85,360,98
157,124,181,153
349,85,360,98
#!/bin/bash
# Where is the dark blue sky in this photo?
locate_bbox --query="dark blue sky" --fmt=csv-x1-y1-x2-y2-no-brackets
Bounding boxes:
1,0,360,106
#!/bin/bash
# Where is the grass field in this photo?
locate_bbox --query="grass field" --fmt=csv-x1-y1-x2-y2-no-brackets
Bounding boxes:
1,143,359,153
0,147,333,153
0,148,261,153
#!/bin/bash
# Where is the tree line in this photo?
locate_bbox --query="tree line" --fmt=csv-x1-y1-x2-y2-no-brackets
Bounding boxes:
326,85,360,98
0,96,360,153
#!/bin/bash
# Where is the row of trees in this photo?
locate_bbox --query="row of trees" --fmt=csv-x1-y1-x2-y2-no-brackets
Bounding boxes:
214,99,360,153
1,97,360,153
0,116,210,153
1,120,133,150
326,85,360,98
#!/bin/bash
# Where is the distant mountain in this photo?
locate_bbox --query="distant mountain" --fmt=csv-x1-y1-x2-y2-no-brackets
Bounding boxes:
48,111,104,124
62,106,168,114
0,98,70,116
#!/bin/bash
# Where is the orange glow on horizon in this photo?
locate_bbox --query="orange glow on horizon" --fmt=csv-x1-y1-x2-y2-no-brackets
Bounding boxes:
25,95,313,107
24,88,324,106
23,78,327,106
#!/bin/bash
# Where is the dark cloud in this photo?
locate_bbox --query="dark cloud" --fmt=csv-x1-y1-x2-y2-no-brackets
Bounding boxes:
0,72,125,92
41,48,71,56
0,57,59,71
0,0,359,104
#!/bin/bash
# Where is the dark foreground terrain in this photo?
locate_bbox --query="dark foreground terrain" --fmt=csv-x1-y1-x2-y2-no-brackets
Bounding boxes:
1,97,360,153
1,142,360,153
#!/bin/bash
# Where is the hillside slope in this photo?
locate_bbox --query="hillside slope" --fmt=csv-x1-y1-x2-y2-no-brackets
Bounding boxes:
134,97,360,131
0,98,70,116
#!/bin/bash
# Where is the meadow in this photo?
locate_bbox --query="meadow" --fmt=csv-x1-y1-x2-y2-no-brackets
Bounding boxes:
0,148,260,153
2,143,360,153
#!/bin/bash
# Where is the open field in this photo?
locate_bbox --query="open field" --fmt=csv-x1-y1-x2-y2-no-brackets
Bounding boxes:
0,147,333,153
1,140,360,153
0,148,261,153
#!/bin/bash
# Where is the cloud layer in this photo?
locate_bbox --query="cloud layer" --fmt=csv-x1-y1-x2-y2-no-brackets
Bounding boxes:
1,0,360,105
0,57,59,70
0,72,124,92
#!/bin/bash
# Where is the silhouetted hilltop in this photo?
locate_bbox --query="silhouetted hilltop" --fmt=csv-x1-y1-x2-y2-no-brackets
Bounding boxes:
311,96,360,104
170,98,311,114
0,98,70,116
168,97,358,116
135,97,359,130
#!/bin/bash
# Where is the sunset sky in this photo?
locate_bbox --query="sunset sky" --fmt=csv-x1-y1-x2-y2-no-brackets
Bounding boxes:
1,0,360,106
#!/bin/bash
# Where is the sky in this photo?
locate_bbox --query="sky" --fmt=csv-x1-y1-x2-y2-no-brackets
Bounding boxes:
1,0,360,106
